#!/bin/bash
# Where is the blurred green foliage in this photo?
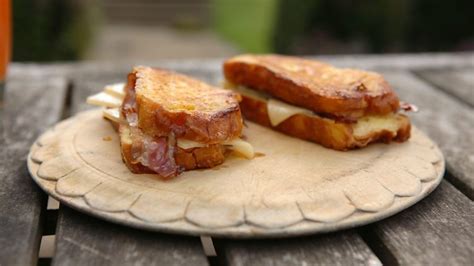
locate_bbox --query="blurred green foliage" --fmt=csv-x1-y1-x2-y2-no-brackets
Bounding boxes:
12,0,100,61
307,0,412,53
214,0,474,54
306,0,474,53
212,0,279,53
406,0,474,51
272,0,321,53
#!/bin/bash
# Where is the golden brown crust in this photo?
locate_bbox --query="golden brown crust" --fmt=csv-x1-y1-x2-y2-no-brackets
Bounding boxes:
118,124,226,176
123,66,243,143
239,95,410,151
176,144,226,169
224,54,400,120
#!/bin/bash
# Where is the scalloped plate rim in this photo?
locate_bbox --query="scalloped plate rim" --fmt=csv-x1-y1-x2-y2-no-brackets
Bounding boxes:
26,110,445,238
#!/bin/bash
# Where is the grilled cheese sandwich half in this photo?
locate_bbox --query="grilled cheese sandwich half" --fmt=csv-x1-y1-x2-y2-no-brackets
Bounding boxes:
223,55,412,150
87,68,254,178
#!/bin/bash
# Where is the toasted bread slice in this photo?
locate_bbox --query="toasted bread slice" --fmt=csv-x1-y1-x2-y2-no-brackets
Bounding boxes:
119,123,226,177
239,94,410,150
123,66,243,143
224,54,400,120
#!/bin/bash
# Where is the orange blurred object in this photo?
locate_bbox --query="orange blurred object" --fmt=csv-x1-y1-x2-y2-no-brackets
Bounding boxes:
0,0,11,81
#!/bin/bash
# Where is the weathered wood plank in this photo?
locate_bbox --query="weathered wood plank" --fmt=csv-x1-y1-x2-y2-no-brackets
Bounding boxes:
320,52,474,70
369,181,474,265
76,51,474,70
416,68,474,107
383,70,474,199
0,76,68,266
71,73,126,113
52,73,209,266
220,231,381,266
52,207,209,266
9,52,473,82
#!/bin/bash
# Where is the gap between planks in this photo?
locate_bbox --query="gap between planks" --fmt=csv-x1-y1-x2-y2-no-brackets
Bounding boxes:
200,236,217,257
413,69,474,108
406,69,474,200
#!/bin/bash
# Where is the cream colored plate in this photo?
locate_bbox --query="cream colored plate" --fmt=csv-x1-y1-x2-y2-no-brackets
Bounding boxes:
28,109,444,238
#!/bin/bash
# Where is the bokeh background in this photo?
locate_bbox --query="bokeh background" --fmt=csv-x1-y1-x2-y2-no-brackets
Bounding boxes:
12,0,474,61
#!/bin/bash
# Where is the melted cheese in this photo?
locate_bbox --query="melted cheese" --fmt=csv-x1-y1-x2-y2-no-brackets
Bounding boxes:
224,81,268,101
177,138,254,159
87,83,125,108
176,139,208,149
267,98,313,126
103,108,125,124
226,82,314,126
224,138,254,159
353,115,400,137
86,91,122,108
104,83,126,98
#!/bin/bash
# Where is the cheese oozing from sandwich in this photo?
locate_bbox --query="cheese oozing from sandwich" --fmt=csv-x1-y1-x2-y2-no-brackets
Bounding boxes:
87,83,254,159
267,99,313,126
86,91,122,108
102,107,125,124
226,82,404,139
104,83,126,98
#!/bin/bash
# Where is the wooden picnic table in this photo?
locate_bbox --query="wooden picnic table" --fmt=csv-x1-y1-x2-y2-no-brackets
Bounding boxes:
1,53,473,266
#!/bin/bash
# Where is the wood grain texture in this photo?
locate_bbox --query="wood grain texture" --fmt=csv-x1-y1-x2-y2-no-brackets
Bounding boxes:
71,73,126,114
382,70,474,199
318,52,474,70
53,207,208,266
416,68,474,107
220,231,381,266
9,52,473,79
369,181,474,265
0,77,67,266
